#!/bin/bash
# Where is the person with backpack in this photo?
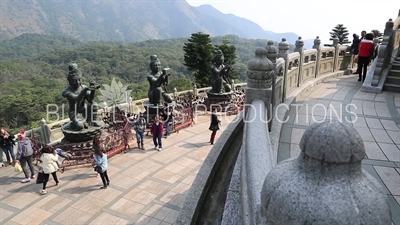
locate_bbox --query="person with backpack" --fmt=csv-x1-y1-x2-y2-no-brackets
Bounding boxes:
163,103,173,138
134,113,147,150
357,32,375,82
15,131,35,183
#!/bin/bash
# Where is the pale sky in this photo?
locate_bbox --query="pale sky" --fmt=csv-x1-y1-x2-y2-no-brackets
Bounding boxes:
186,0,399,44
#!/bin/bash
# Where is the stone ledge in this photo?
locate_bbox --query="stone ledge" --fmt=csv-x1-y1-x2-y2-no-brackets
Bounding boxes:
175,112,244,225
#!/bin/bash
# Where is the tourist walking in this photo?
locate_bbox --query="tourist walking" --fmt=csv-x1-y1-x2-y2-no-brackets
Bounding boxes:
40,146,59,195
15,131,35,183
163,103,172,138
357,33,375,82
151,115,164,151
93,135,109,189
351,34,360,69
354,31,367,74
0,127,16,166
209,108,221,145
134,113,147,150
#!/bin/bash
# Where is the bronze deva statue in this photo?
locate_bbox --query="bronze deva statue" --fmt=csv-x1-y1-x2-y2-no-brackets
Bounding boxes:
211,49,232,94
62,63,102,131
147,55,173,106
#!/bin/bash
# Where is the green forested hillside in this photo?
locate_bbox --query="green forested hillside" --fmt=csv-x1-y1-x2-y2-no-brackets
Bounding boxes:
0,34,294,132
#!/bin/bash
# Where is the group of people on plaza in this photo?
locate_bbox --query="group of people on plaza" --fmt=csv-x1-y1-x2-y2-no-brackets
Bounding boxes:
351,30,379,82
127,103,175,152
0,127,111,193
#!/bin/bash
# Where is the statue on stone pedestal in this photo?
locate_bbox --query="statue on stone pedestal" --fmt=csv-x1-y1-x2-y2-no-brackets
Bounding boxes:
147,55,173,106
210,50,232,94
62,63,103,131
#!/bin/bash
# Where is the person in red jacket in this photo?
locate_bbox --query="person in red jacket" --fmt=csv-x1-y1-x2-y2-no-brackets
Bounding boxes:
151,115,164,151
357,33,375,82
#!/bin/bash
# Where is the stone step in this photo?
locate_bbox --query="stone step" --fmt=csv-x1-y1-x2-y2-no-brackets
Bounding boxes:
383,83,400,93
386,76,400,85
390,69,400,77
392,64,400,70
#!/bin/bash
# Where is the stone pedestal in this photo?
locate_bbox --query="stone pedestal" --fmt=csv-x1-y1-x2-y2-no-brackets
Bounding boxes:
61,126,102,143
206,91,233,111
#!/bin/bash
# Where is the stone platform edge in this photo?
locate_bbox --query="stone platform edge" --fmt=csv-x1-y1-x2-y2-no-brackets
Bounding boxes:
175,70,345,225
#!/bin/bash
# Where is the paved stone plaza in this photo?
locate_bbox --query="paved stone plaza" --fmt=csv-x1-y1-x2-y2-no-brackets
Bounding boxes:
0,115,236,225
279,75,400,225
0,75,399,225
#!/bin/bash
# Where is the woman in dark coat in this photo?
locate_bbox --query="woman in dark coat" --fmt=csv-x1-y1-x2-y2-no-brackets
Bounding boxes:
209,108,221,145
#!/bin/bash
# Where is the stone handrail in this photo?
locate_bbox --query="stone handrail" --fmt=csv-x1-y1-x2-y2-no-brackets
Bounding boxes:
176,35,355,224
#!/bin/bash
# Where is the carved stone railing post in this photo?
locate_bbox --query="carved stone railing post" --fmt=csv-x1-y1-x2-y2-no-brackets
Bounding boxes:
278,38,289,102
294,37,304,86
332,36,340,72
259,120,391,224
245,47,274,125
313,36,322,77
240,47,274,225
193,83,197,97
40,118,51,144
266,40,278,131
371,18,394,86
384,18,394,36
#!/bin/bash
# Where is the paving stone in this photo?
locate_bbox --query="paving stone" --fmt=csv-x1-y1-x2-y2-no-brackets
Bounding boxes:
387,130,400,145
370,129,393,144
374,166,400,196
365,118,384,129
363,141,388,161
380,120,400,131
378,143,400,162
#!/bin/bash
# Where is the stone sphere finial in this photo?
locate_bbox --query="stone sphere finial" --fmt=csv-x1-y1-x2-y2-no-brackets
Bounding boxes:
278,38,289,53
259,120,391,225
295,36,304,49
299,120,365,163
265,40,278,63
386,18,394,27
246,47,273,89
313,36,321,49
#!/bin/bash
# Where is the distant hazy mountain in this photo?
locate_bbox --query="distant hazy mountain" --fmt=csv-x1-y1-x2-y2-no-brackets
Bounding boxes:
0,0,313,47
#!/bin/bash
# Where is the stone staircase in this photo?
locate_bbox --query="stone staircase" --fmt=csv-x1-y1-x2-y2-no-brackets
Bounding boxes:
384,56,400,92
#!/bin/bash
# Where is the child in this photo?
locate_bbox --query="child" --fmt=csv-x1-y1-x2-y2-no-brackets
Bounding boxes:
93,135,109,189
40,146,59,195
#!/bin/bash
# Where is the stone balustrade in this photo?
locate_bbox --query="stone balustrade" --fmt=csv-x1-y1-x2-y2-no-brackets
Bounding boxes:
175,35,356,225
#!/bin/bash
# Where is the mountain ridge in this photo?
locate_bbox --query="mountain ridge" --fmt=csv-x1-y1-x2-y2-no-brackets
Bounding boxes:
0,0,314,47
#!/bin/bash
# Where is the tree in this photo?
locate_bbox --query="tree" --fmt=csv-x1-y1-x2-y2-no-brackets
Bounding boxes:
214,37,238,81
183,32,215,87
329,24,350,44
371,29,383,39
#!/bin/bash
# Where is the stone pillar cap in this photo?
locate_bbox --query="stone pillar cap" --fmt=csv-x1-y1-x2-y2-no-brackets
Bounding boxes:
299,120,365,164
278,38,289,51
266,40,277,53
247,47,274,71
